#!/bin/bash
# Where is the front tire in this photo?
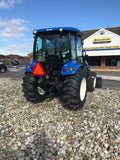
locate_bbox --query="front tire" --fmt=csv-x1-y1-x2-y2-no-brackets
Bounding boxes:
62,68,87,110
22,72,46,103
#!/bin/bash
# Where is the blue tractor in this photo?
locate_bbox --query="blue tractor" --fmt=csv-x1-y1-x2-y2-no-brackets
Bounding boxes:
22,27,96,110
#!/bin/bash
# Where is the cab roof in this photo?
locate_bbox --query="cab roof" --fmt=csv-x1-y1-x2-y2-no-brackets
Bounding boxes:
33,27,83,35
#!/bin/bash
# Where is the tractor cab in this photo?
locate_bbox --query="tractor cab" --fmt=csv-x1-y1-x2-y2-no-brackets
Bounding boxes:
33,27,83,64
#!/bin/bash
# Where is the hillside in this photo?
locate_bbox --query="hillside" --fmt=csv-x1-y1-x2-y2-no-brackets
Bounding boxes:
0,54,29,60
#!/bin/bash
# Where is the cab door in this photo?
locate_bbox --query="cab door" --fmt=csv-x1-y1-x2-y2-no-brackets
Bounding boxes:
76,36,83,64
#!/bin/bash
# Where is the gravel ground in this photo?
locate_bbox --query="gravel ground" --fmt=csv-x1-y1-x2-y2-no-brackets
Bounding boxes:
0,78,120,160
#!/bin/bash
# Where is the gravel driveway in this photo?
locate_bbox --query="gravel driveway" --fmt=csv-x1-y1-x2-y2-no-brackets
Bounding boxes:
0,78,120,160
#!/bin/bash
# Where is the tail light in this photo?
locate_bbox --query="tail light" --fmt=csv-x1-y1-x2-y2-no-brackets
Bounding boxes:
63,68,66,72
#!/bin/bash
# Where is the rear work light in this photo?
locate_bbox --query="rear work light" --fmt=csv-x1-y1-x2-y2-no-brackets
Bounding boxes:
33,63,45,76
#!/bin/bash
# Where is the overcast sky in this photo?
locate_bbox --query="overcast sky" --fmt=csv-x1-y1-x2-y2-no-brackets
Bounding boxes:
0,0,120,56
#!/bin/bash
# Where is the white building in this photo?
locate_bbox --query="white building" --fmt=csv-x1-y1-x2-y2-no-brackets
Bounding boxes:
83,27,120,69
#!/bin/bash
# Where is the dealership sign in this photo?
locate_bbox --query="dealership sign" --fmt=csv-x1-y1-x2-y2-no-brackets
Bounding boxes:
93,37,112,44
84,45,120,51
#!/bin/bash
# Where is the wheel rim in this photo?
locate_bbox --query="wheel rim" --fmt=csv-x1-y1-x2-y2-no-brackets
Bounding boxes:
1,68,5,73
37,87,46,95
80,77,87,101
93,77,96,88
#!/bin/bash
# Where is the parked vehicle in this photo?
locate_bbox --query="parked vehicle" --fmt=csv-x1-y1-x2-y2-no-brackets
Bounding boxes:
0,61,7,73
22,27,96,110
11,59,19,65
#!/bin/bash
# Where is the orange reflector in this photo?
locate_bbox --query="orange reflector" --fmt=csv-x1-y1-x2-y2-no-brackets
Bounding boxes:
27,65,30,69
69,67,73,71
33,63,45,76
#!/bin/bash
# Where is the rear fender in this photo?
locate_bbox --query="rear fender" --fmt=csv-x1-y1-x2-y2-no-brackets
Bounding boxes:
61,60,82,75
25,60,36,73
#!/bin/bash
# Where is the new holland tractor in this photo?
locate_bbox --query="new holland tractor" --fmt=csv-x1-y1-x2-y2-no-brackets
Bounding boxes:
22,27,96,110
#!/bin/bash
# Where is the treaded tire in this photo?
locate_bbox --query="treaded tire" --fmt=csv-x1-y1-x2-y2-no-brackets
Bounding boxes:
87,71,96,92
62,68,87,110
0,68,6,73
22,72,46,103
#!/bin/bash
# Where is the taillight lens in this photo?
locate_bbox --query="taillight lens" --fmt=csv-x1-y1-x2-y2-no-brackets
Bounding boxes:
31,66,34,70
63,68,66,72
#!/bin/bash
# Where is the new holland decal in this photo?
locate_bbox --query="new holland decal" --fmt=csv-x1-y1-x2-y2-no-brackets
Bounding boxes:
93,37,112,44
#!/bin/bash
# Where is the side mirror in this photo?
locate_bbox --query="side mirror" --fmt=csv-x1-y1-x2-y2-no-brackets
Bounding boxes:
83,50,87,56
83,50,88,60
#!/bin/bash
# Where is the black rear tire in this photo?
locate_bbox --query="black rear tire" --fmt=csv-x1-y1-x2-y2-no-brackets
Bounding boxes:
22,72,46,103
62,68,87,110
87,71,96,92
